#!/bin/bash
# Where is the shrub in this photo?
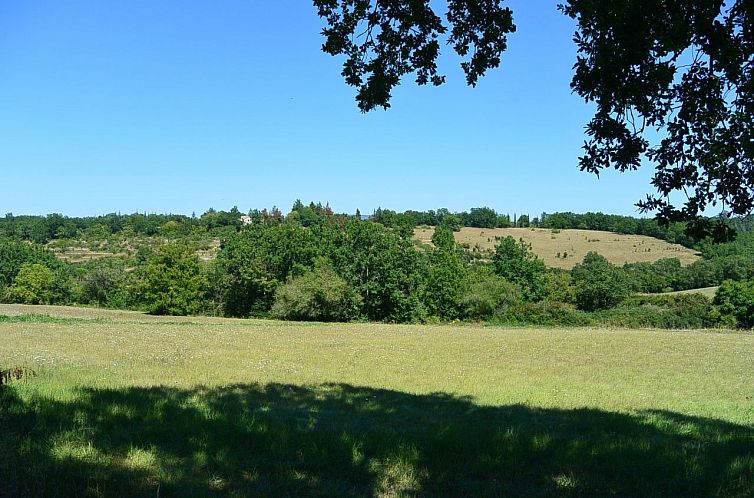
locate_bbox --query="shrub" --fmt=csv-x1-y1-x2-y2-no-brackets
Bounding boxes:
134,244,209,316
81,258,128,306
597,294,713,329
271,262,361,322
712,279,754,328
492,236,547,301
572,252,632,311
498,301,593,327
459,274,522,321
545,270,577,304
5,263,56,305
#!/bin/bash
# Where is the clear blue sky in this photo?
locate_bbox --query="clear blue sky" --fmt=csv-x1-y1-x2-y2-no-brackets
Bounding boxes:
0,1,659,218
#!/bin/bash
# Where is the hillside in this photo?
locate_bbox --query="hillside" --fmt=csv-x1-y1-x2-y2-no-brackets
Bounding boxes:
414,227,700,269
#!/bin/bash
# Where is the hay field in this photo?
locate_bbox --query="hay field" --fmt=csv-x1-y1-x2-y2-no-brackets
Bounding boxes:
414,227,700,269
1,305,752,497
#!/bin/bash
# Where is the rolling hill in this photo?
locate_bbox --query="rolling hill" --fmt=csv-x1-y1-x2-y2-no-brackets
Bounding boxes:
414,227,700,269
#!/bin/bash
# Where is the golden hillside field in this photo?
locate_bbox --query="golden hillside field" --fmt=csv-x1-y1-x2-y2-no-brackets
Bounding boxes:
414,227,700,269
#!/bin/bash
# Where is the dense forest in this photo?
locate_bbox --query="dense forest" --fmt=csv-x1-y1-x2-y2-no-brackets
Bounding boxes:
1,203,753,328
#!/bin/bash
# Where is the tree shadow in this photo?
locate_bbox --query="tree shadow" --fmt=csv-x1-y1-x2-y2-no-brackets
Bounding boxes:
1,382,752,497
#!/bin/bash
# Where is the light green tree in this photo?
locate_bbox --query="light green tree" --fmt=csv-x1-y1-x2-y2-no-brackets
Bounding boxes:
135,244,209,316
5,263,55,305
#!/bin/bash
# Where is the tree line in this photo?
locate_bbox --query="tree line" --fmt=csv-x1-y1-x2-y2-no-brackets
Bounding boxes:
6,205,752,247
1,203,753,328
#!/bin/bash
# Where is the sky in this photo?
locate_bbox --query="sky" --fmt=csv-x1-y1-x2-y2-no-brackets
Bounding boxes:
0,1,661,218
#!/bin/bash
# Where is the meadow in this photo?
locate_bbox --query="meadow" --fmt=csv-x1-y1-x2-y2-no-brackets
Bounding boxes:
414,227,700,269
1,304,753,497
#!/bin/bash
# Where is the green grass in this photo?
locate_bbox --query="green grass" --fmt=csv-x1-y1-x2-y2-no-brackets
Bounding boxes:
1,305,753,497
662,286,720,299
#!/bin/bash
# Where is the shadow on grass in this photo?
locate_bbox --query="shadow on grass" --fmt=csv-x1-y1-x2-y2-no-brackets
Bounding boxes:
1,382,753,497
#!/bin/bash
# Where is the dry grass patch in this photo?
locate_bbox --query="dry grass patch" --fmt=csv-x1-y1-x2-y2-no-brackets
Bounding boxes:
414,227,700,269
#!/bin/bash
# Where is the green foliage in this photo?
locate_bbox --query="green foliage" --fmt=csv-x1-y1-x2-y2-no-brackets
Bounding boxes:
328,221,427,323
216,223,322,317
430,225,455,252
562,1,754,231
459,273,522,321
572,252,632,311
672,259,722,291
492,236,547,301
135,244,208,316
8,204,754,326
0,237,58,288
465,207,498,229
544,270,577,304
499,301,593,327
623,258,681,293
712,280,754,329
271,261,361,322
5,263,56,305
424,246,469,321
314,0,515,111
603,294,714,329
217,220,428,322
81,258,129,307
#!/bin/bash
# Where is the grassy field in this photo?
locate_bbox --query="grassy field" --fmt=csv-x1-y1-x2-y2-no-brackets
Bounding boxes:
414,227,700,269
637,286,720,300
2,305,752,497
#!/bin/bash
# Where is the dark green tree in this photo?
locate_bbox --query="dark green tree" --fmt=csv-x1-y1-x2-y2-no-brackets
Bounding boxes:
314,0,515,112
135,244,209,316
571,252,633,311
712,279,754,328
0,238,59,288
425,226,469,319
561,0,754,236
430,224,456,251
492,236,547,301
466,207,498,228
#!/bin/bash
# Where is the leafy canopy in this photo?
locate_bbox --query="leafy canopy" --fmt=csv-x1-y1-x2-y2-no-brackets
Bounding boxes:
492,236,547,301
314,0,515,111
571,252,633,311
316,1,754,235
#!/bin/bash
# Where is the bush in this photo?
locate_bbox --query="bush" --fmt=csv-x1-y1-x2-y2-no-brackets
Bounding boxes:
630,293,713,328
271,263,361,322
134,244,209,316
81,258,128,306
597,293,713,329
712,279,754,328
572,252,632,311
545,270,577,304
5,263,56,305
492,236,547,301
498,301,593,327
459,274,522,321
